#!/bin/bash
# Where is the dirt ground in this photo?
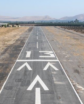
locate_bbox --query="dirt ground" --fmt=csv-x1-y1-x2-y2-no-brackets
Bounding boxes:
0,27,29,54
42,26,84,103
0,26,33,89
60,26,84,33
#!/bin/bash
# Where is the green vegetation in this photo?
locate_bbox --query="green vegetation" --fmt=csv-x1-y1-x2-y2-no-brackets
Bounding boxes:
1,19,84,26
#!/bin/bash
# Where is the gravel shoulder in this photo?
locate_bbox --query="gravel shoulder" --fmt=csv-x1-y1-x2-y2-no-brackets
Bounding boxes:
42,26,84,103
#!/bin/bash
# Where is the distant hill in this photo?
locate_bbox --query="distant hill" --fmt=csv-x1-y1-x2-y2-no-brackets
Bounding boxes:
60,14,84,21
1,14,84,22
0,15,55,21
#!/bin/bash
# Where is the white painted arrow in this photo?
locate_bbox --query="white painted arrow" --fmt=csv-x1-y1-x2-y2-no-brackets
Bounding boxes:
27,75,49,91
17,62,32,71
43,62,58,71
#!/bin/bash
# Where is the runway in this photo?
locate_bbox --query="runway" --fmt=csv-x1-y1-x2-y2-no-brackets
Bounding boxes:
0,27,83,104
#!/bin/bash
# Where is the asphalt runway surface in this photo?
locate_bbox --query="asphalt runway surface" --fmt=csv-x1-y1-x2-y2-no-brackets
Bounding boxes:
0,27,83,104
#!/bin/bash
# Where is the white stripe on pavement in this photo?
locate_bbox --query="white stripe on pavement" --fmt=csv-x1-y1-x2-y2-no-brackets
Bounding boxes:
17,60,59,62
35,88,41,104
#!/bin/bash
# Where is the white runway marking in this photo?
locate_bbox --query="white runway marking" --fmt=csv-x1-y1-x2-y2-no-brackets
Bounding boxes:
27,75,49,91
37,36,38,40
39,51,55,58
37,32,38,35
43,62,59,71
26,51,31,58
35,88,41,104
17,62,32,71
37,42,38,48
17,60,58,62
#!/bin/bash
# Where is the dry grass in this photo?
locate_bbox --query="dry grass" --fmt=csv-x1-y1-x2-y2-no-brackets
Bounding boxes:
0,27,29,54
0,27,19,36
45,27,84,59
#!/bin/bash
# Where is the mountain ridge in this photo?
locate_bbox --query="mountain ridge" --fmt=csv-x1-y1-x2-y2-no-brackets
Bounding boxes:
0,15,55,21
60,14,84,21
0,14,84,21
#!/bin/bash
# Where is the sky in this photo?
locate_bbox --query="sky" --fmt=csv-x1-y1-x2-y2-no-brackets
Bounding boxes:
0,0,84,18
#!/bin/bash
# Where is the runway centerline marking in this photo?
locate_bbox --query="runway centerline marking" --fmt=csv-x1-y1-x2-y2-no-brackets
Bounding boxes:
37,36,38,40
37,42,38,49
37,32,38,35
35,88,41,104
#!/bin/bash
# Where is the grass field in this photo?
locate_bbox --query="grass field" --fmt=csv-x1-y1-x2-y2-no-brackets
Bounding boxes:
0,27,29,54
